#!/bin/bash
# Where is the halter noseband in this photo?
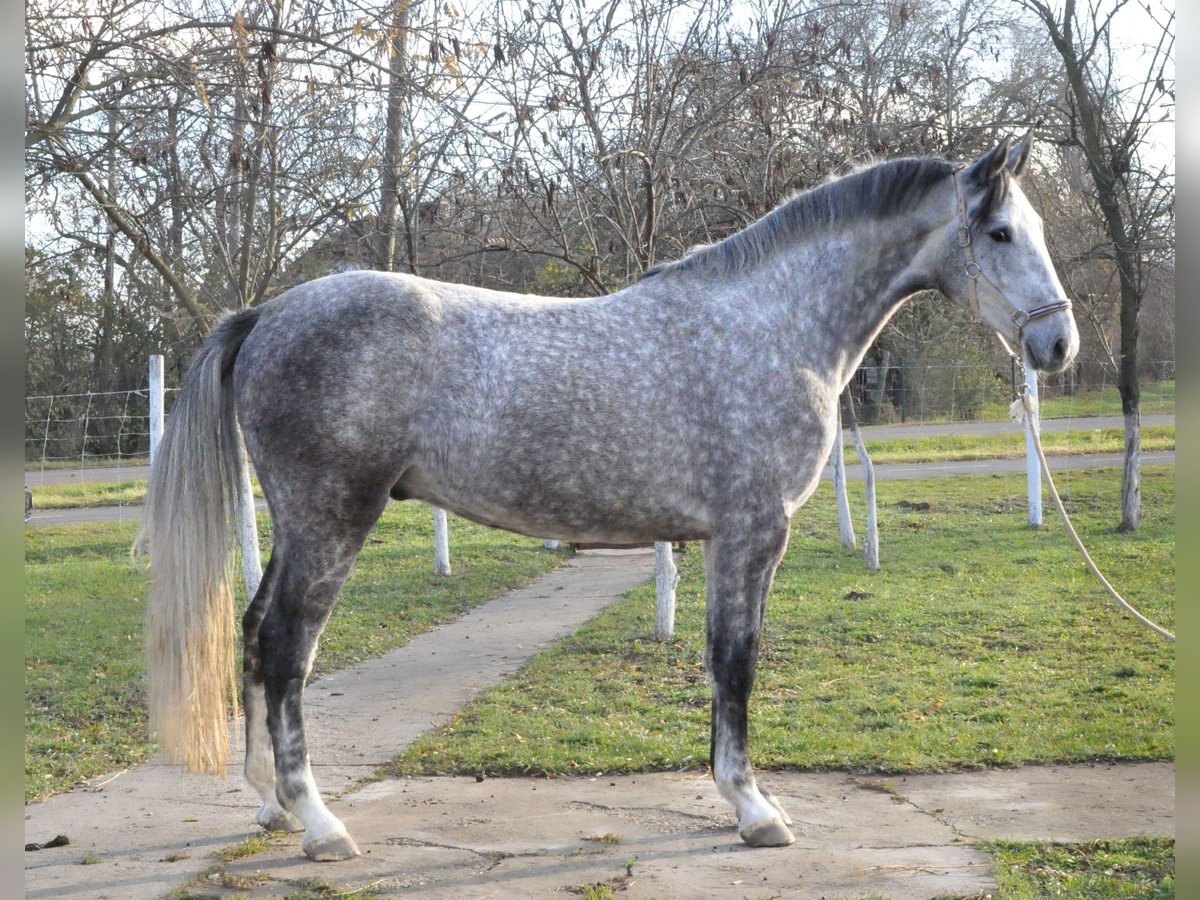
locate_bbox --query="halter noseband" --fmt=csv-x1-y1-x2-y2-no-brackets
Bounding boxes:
952,170,1071,357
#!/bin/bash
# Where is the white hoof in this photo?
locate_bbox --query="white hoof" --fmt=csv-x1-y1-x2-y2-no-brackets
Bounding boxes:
763,791,794,827
256,803,303,834
303,829,361,861
739,815,795,847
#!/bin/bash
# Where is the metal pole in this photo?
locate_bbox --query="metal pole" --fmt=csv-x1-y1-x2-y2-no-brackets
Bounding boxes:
1024,366,1042,526
148,354,165,466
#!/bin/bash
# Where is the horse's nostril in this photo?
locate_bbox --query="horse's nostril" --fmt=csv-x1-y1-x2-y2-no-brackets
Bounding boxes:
1051,338,1067,365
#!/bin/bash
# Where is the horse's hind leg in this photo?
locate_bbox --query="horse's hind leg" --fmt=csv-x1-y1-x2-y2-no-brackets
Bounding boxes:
258,500,388,861
705,509,796,847
241,554,303,833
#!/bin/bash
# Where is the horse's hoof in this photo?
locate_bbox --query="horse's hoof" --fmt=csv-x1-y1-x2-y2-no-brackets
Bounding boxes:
256,803,303,834
739,817,795,847
764,792,794,827
303,830,361,861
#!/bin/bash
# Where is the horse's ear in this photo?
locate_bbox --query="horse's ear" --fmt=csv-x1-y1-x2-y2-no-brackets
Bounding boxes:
1007,131,1033,177
965,136,1011,185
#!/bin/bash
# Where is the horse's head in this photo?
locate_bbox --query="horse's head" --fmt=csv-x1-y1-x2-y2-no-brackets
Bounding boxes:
943,135,1079,373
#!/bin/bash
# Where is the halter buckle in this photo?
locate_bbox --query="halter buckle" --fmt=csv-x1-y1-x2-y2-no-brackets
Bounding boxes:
957,226,971,248
1011,309,1030,330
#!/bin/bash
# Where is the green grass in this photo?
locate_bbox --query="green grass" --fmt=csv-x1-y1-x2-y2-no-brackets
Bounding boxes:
987,837,1174,898
29,478,264,510
979,379,1175,421
848,425,1172,465
212,834,274,863
30,479,154,509
24,504,567,801
391,467,1174,778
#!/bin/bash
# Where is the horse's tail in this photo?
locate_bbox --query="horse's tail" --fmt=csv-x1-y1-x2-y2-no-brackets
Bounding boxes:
135,307,262,775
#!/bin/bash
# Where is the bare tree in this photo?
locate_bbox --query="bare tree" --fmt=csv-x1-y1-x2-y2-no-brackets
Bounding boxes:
27,0,391,348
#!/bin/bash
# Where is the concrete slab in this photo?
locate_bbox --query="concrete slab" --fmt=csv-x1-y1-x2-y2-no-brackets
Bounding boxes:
23,549,656,899
185,772,998,899
895,760,1175,842
195,763,1174,899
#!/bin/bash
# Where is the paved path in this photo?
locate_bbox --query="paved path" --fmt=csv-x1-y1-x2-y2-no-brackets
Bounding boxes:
24,547,1174,899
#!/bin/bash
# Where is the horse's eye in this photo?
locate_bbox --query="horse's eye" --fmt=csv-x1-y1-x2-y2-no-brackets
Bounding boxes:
989,227,1012,243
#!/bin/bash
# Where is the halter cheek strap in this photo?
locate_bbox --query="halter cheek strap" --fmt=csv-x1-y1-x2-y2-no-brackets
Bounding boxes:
952,172,1071,356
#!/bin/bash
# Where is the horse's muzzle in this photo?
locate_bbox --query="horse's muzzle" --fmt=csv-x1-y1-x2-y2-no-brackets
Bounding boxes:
1022,314,1079,374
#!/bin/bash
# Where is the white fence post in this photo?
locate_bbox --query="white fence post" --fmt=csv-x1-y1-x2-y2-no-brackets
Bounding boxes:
1024,366,1042,526
654,541,678,639
831,403,856,550
433,506,451,575
847,416,879,572
237,435,263,599
148,354,164,466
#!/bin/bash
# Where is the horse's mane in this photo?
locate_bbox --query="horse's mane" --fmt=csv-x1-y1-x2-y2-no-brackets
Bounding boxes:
643,155,1006,281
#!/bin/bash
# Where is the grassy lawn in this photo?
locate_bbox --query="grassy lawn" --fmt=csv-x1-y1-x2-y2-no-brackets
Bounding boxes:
29,477,264,510
979,378,1175,421
986,837,1174,898
24,504,567,802
26,424,1175,510
391,466,1173,778
845,424,1172,465
29,479,161,509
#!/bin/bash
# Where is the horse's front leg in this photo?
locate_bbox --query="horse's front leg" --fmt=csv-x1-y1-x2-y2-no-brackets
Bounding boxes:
704,509,795,847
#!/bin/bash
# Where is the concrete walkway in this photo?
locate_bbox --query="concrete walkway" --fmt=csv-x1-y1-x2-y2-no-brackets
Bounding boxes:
25,546,1174,899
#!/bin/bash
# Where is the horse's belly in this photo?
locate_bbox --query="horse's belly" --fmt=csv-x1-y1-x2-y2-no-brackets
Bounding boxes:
393,464,710,543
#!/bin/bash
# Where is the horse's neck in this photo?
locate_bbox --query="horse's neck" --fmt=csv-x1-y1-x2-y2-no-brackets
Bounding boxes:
774,216,936,390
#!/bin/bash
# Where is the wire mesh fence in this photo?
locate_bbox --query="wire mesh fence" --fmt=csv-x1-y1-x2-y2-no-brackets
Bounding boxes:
846,359,1175,424
24,388,177,471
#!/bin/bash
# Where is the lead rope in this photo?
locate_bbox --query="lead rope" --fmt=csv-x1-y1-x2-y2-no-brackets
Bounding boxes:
1019,388,1175,642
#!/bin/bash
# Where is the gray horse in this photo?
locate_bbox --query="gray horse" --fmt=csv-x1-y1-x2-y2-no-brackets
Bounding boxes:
140,135,1077,861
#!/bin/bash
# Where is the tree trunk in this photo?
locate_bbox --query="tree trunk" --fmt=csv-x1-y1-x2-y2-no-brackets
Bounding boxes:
1119,410,1141,532
96,106,118,395
1116,247,1142,532
379,0,412,274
